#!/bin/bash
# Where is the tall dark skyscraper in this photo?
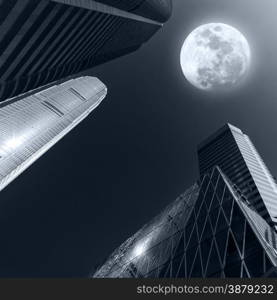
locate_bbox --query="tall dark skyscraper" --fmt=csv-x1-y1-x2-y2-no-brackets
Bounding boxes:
198,124,277,230
93,124,277,278
0,0,172,101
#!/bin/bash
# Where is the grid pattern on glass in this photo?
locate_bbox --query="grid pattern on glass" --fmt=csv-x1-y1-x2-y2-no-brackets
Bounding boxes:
198,124,277,231
93,167,277,278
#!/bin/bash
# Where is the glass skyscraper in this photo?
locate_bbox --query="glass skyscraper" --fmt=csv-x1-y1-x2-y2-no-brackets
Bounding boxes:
93,124,277,278
0,0,172,101
0,76,107,192
198,124,277,230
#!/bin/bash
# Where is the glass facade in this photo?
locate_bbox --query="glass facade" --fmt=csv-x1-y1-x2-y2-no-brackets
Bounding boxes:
0,0,172,101
93,167,277,278
198,124,277,229
0,76,107,192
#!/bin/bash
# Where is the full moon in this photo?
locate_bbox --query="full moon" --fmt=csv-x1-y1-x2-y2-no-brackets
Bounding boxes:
180,23,251,91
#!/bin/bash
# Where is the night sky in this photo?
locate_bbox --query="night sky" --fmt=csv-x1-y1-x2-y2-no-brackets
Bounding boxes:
1,0,277,277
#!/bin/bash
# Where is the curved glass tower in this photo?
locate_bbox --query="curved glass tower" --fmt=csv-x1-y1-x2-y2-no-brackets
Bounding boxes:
0,76,107,192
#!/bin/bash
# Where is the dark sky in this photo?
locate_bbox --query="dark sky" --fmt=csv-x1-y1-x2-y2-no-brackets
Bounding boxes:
1,0,277,277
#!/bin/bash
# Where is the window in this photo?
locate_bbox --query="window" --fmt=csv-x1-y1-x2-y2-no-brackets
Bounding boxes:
69,87,87,101
42,101,64,117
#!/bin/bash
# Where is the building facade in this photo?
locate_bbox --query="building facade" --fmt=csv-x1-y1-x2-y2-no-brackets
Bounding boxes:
0,76,107,192
93,125,277,278
198,124,277,230
0,0,172,101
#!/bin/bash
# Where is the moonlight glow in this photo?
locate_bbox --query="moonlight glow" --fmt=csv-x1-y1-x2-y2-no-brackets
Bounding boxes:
180,23,251,91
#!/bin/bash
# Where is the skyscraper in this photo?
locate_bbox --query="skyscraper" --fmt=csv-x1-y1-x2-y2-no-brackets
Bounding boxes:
0,76,107,192
0,0,172,101
93,124,277,278
198,124,277,230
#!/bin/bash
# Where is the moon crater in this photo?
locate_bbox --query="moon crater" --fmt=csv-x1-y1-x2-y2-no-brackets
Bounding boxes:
180,23,251,91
